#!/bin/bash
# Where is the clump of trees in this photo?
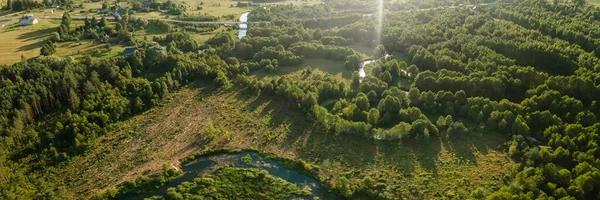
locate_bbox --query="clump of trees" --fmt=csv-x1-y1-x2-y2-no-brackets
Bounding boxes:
40,41,56,56
4,0,43,11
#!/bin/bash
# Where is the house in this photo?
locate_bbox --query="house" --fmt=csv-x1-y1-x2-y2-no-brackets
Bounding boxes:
124,48,136,56
198,49,207,54
20,14,38,26
51,3,59,8
20,19,38,25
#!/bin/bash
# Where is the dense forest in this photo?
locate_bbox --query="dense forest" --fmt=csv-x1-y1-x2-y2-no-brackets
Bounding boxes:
2,0,600,199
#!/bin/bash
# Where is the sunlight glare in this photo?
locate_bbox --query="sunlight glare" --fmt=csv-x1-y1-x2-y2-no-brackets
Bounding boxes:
376,0,384,44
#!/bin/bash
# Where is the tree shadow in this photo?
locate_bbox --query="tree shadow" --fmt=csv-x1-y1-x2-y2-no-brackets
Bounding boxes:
412,137,442,174
443,137,479,165
17,27,55,41
442,132,507,166
185,82,454,182
17,39,46,52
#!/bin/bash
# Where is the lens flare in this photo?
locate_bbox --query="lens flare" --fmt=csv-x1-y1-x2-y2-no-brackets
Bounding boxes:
376,0,383,45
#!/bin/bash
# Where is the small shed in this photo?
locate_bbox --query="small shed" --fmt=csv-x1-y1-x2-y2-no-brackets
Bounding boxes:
20,14,38,26
20,19,38,25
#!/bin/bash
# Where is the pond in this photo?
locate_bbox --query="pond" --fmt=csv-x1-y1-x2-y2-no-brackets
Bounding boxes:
123,152,333,200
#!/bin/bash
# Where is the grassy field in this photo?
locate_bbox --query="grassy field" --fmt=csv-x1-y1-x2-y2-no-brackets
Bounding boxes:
178,0,322,17
348,43,376,59
133,0,322,20
588,0,600,6
0,20,56,65
0,19,122,66
252,58,352,81
0,2,109,19
52,80,511,199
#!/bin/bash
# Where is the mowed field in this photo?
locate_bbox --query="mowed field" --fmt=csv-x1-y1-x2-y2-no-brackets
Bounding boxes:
53,80,512,199
0,20,55,65
0,19,118,66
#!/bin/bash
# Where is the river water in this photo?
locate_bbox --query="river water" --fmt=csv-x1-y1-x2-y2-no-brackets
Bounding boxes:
358,60,375,78
123,152,332,200
239,12,249,39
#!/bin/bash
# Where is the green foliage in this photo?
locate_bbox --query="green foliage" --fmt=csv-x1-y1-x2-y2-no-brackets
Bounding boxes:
373,44,386,59
40,41,57,56
241,154,252,163
160,167,310,199
5,0,600,199
206,121,222,140
97,164,182,198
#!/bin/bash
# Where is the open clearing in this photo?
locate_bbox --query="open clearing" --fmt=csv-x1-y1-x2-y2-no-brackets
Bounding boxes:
0,20,61,65
54,80,511,199
0,19,123,66
251,58,351,81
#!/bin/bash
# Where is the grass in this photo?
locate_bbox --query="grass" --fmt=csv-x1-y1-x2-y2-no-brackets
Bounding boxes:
348,43,375,59
51,80,511,199
132,0,321,21
588,0,600,6
252,58,352,81
0,2,111,19
0,0,321,21
178,0,321,17
0,19,123,66
0,20,56,65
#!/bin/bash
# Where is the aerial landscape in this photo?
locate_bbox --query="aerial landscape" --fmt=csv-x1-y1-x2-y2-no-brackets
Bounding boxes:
1,0,600,199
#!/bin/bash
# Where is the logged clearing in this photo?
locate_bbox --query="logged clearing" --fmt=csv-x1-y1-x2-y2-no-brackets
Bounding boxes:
56,80,511,199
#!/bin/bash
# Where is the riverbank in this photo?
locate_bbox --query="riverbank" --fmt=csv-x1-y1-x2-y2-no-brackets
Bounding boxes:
91,148,333,199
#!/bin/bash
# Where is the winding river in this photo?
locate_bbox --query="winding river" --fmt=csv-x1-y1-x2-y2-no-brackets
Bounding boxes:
358,60,375,78
124,152,332,200
239,12,249,39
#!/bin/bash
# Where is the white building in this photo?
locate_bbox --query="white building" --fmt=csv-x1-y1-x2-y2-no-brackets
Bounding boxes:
20,14,38,26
